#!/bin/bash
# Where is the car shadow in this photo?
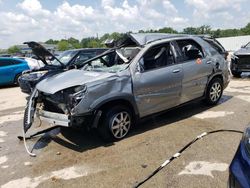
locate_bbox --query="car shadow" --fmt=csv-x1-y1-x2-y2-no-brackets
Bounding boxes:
0,85,18,89
32,95,233,153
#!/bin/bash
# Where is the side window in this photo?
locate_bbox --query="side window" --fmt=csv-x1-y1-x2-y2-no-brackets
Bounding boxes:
74,51,96,65
0,60,13,67
175,39,204,63
140,43,175,71
12,60,21,65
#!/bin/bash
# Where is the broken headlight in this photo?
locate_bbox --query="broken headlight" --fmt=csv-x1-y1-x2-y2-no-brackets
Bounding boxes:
69,85,87,107
26,71,48,80
243,127,250,155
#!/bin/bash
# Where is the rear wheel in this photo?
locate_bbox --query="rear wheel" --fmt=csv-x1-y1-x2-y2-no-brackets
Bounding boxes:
204,78,223,105
98,105,132,142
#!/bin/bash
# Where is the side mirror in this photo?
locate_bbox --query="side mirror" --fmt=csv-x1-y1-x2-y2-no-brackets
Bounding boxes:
241,45,245,48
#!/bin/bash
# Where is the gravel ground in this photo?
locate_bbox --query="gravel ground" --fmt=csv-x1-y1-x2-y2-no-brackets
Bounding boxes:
0,75,249,188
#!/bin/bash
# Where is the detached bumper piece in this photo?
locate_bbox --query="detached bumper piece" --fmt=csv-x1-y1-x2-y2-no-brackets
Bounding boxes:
37,110,70,127
20,89,70,157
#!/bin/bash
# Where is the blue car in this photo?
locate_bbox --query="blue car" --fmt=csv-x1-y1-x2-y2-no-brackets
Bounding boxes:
229,127,250,188
0,57,30,86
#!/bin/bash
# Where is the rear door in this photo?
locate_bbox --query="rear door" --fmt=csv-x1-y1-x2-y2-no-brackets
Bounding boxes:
174,39,213,103
132,42,183,117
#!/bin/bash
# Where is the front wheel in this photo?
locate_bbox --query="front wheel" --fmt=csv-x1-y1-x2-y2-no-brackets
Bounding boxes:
204,78,223,105
98,106,132,142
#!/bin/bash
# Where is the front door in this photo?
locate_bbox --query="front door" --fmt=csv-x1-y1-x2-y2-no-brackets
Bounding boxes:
132,42,183,117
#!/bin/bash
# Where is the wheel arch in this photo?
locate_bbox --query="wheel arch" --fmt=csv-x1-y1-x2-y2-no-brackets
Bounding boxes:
90,96,139,129
204,73,224,96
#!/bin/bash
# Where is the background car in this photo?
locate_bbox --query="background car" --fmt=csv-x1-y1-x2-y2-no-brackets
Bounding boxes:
231,42,250,77
0,57,30,86
228,127,250,188
18,41,108,94
14,56,44,70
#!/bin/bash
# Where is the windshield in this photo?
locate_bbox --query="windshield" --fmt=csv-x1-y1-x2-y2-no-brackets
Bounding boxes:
245,42,250,48
82,47,140,73
51,50,78,66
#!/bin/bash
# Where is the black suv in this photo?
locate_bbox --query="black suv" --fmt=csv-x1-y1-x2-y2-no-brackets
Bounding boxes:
18,42,107,94
231,42,250,77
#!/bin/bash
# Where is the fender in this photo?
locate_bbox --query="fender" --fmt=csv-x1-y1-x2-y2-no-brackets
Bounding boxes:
204,71,224,97
90,93,139,116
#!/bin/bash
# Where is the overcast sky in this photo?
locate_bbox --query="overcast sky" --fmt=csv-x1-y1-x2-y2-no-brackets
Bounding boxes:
0,0,249,48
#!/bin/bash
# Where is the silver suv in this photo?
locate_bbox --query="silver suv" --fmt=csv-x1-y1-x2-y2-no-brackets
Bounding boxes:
24,33,230,141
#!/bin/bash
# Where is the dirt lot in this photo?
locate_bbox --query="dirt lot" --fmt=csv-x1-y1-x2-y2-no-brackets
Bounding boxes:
0,75,250,188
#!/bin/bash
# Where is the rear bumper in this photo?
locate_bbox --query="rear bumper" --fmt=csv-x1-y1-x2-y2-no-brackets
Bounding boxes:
229,142,250,188
37,110,70,127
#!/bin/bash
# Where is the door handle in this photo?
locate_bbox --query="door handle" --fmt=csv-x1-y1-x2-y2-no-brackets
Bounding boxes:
206,61,212,64
172,69,180,73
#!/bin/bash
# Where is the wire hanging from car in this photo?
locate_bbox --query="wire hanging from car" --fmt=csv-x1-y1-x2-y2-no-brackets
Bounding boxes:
133,129,243,188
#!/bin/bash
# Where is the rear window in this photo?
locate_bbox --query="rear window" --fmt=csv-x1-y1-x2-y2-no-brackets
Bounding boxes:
203,38,225,54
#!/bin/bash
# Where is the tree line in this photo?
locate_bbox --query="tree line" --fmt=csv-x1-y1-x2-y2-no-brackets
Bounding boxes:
4,23,250,53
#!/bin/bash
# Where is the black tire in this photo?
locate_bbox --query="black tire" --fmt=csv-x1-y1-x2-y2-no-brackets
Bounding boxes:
14,73,21,85
204,78,223,105
97,105,133,142
231,71,241,78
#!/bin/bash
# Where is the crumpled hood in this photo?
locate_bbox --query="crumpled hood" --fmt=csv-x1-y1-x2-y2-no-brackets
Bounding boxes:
36,69,114,94
234,47,250,56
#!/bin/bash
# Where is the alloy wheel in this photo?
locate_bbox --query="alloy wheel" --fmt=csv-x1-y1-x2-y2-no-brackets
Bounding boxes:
110,111,131,139
209,82,222,102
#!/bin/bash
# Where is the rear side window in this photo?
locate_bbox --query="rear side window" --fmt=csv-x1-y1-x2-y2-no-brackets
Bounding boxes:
203,38,225,54
12,59,22,65
140,43,175,71
175,39,204,63
0,59,13,67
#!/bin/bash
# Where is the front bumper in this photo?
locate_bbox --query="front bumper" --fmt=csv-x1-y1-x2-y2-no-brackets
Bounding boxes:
231,56,250,72
229,142,250,188
37,110,70,127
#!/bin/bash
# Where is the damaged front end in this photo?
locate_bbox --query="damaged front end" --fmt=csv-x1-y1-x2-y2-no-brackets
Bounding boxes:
21,85,92,156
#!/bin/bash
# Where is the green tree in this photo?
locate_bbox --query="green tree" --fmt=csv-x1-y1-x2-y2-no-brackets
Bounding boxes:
67,37,81,48
241,23,250,35
158,27,177,33
45,39,59,45
182,27,198,34
57,41,71,51
7,45,21,54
